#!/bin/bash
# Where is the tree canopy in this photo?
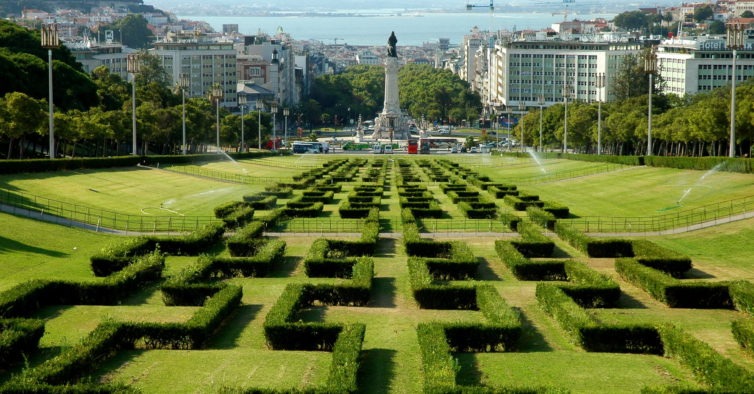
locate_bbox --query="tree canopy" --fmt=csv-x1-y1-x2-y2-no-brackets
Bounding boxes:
309,63,481,127
0,20,98,111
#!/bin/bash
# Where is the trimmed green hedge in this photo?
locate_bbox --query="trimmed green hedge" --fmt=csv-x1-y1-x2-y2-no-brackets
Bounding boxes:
263,274,372,350
284,201,324,218
495,240,565,281
242,193,278,209
1,252,165,317
504,194,544,211
616,258,733,308
536,284,662,354
659,324,754,391
0,318,45,368
514,221,555,257
417,323,456,392
325,324,366,393
730,281,754,314
526,206,557,229
458,201,498,219
226,221,267,256
11,285,241,387
732,318,754,355
408,257,477,310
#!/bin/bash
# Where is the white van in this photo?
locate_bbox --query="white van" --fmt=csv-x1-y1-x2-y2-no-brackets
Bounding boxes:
384,145,393,154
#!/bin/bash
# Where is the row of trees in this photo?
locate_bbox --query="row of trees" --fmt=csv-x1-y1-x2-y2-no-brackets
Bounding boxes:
507,75,753,157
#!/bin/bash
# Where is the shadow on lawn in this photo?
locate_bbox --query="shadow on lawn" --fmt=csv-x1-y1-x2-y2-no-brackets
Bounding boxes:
357,348,396,394
370,277,396,308
516,309,554,352
476,257,501,281
0,235,67,257
455,353,484,387
210,304,263,349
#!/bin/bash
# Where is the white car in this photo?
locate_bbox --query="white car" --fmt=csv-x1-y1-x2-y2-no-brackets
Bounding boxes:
384,145,393,154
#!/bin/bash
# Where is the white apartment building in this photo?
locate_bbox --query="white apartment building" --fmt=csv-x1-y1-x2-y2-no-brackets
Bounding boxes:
236,35,299,108
489,38,642,112
66,38,129,80
151,32,237,108
658,35,754,96
356,50,381,65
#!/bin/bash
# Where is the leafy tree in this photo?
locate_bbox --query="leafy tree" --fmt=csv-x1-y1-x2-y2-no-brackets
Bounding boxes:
709,20,726,35
613,11,649,32
742,11,754,18
694,5,714,22
103,14,153,49
1,92,44,158
92,65,129,111
0,21,98,111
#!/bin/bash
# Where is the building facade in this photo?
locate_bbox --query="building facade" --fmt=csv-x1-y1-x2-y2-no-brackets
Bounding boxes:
489,38,642,113
151,32,238,108
658,35,754,96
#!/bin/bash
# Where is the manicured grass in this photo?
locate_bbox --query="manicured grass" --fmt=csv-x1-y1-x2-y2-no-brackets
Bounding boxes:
460,352,696,393
99,349,331,392
2,156,754,392
0,167,256,217
0,212,117,292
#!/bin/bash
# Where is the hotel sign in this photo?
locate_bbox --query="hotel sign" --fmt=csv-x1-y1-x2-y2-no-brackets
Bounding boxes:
698,40,753,51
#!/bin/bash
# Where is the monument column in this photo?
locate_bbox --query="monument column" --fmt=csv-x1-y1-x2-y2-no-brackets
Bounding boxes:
380,32,401,140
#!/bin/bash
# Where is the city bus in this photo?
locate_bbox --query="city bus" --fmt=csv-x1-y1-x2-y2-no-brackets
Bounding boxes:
407,140,418,154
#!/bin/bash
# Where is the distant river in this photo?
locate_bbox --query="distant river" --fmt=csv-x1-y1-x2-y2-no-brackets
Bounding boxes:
181,11,617,46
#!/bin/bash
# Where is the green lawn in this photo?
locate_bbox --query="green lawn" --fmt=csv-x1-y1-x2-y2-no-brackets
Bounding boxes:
0,167,257,217
1,155,754,392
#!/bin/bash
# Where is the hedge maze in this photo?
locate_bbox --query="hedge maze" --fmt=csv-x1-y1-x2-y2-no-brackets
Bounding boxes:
1,156,754,392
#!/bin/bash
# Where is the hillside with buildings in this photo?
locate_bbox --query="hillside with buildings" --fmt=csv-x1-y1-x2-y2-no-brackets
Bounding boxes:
6,0,754,127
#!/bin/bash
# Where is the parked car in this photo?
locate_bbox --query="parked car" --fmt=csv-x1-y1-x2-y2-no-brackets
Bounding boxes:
384,145,393,154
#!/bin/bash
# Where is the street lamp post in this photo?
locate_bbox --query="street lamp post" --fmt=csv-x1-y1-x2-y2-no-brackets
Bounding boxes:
179,74,189,155
644,47,657,156
127,53,142,155
209,83,223,151
518,101,526,152
506,107,511,150
256,100,263,150
238,94,247,153
538,95,545,152
596,73,605,155
283,108,290,149
41,24,59,159
270,102,278,151
562,84,571,154
727,21,745,158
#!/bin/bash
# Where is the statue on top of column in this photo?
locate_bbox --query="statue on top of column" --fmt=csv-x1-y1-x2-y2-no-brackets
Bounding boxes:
387,31,397,58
